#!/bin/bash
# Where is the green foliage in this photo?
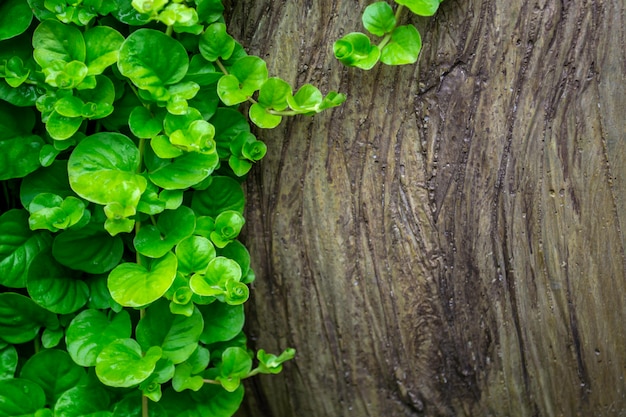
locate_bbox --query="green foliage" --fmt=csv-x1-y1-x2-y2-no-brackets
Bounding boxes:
334,0,441,69
0,0,364,414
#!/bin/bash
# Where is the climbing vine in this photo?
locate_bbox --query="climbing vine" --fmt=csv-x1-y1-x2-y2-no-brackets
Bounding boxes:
0,0,438,416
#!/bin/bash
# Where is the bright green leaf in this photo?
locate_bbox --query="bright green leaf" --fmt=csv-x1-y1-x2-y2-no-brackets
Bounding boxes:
134,206,196,258
363,1,397,36
84,26,125,75
68,132,147,216
33,19,86,68
249,103,282,129
189,256,241,297
96,339,162,387
176,235,216,275
394,0,441,16
108,252,178,307
118,29,189,97
217,56,268,106
66,309,132,367
147,151,219,190
199,22,236,61
333,32,380,70
380,24,422,65
129,106,165,139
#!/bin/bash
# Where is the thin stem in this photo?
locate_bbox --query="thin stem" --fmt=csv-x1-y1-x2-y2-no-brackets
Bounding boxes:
142,394,149,417
377,5,406,50
215,59,229,75
202,378,222,385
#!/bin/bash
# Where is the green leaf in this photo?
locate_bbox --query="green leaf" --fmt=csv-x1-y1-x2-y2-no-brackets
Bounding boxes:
136,299,204,364
199,22,236,61
66,309,132,367
52,225,124,274
41,327,64,348
68,132,147,216
217,56,268,106
363,1,397,36
84,26,125,75
45,110,83,140
0,292,58,344
147,151,219,190
256,348,296,374
108,252,178,307
176,235,216,275
0,101,43,180
134,206,196,258
219,241,251,277
189,256,241,297
196,0,225,23
33,19,86,68
27,249,89,314
27,193,86,232
0,378,46,416
53,385,111,417
380,24,422,65
286,84,323,112
172,362,204,392
118,29,189,99
228,156,253,177
191,176,245,217
150,135,184,159
0,346,17,380
394,0,441,16
20,349,85,405
184,54,223,86
0,0,33,41
0,209,51,288
258,77,291,110
198,302,244,345
216,347,252,392
129,106,165,139
249,103,282,129
333,32,380,70
96,339,162,387
210,210,245,248
76,75,116,119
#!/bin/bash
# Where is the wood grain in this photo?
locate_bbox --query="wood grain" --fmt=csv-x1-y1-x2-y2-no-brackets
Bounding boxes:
229,0,626,415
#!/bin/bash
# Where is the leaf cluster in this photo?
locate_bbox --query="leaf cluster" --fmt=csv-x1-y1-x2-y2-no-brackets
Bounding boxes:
334,0,443,69
0,0,331,415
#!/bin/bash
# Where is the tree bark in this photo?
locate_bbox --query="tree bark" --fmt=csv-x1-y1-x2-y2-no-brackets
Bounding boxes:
229,0,626,416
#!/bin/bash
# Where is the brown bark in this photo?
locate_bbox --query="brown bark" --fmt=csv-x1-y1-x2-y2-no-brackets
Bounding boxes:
228,0,626,416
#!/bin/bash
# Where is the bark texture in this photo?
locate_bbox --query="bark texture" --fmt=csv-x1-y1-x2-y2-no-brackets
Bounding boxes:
228,0,626,416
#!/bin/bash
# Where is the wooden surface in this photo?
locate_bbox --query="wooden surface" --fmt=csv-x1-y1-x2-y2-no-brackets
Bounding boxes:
229,0,626,415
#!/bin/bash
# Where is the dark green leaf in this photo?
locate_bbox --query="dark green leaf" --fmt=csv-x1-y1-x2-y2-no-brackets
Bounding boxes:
20,349,85,404
0,346,17,380
52,225,124,274
27,249,89,314
136,299,204,364
0,378,46,416
198,302,244,345
191,176,245,217
33,19,86,68
0,292,58,344
0,101,43,180
53,385,111,417
134,206,196,258
0,209,51,288
0,0,33,41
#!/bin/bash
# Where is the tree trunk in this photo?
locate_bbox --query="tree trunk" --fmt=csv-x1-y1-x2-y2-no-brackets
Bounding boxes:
228,0,626,416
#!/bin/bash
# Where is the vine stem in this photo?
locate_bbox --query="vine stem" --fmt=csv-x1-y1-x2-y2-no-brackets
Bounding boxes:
377,4,405,50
